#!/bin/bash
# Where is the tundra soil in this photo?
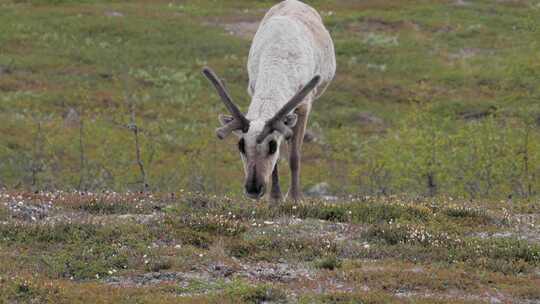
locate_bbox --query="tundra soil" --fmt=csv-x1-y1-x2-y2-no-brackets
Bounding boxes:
1,1,540,303
1,191,539,303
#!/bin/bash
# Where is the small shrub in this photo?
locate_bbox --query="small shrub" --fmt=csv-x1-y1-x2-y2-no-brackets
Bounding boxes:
278,200,432,224
0,205,9,221
144,256,172,272
3,278,61,303
442,205,490,222
224,282,288,304
452,238,540,273
179,213,247,236
300,291,394,304
315,255,343,270
225,239,256,259
173,228,213,249
351,203,432,224
226,234,337,262
365,224,410,245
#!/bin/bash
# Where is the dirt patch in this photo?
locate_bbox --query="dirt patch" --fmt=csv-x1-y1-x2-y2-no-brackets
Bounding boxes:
448,48,495,60
495,0,530,7
354,112,386,128
105,262,312,288
105,271,213,287
475,214,540,245
239,261,313,283
358,84,413,104
222,21,260,40
205,18,260,40
349,18,419,33
454,0,472,6
395,289,509,303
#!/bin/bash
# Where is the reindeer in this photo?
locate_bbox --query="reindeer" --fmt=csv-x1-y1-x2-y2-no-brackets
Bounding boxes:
203,0,336,201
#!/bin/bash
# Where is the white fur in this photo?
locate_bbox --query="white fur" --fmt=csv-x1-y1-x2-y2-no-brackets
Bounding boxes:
234,0,336,196
246,0,336,122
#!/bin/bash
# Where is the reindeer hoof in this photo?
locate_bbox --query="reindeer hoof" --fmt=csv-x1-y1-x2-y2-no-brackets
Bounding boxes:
270,193,284,204
286,190,304,203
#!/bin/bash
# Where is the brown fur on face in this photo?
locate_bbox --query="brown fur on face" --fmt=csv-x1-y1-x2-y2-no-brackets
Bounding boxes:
211,75,319,201
235,120,282,199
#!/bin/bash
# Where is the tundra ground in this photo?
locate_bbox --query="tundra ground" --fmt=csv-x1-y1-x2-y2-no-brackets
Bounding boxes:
1,0,539,196
1,1,540,302
1,191,539,303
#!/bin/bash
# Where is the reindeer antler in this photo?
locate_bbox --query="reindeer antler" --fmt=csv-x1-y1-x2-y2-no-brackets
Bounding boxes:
203,67,250,138
256,75,321,143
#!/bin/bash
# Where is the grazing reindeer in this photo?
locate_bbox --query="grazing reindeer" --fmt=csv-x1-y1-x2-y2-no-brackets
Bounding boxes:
203,0,336,201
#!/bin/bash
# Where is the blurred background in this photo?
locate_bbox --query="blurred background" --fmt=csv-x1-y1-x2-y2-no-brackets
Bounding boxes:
0,0,539,199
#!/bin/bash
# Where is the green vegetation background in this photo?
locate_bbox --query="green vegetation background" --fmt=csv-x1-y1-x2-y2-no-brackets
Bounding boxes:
1,0,539,199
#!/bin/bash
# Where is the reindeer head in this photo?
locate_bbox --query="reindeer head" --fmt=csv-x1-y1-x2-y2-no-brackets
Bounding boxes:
203,67,320,199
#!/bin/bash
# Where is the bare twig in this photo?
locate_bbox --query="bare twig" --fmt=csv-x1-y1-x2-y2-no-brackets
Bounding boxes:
78,106,85,190
30,117,45,189
520,121,532,198
108,118,150,135
121,72,149,192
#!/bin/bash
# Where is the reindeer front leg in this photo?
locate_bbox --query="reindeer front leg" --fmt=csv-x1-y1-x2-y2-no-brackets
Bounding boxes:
288,103,311,202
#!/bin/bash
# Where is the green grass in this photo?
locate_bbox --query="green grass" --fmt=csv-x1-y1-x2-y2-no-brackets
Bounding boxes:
0,0,539,199
1,1,540,301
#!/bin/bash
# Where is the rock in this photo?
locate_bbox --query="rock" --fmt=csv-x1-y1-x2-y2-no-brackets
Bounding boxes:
63,107,80,128
303,129,318,143
6,200,52,221
367,63,387,72
322,195,339,201
243,262,308,283
105,11,124,17
475,232,489,239
306,182,331,197
492,232,513,238
209,263,235,278
459,106,497,121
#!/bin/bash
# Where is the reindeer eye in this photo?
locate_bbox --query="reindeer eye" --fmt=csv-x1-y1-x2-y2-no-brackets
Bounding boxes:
238,138,246,154
268,140,277,155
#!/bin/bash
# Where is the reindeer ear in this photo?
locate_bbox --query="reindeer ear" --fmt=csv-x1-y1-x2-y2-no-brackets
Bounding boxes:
218,114,234,126
283,113,298,128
